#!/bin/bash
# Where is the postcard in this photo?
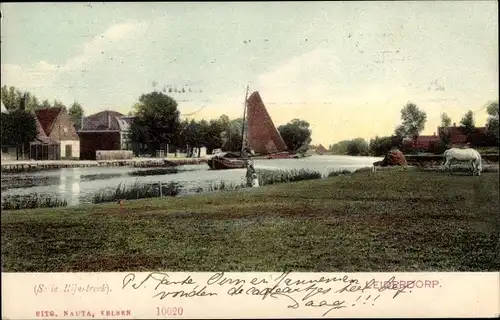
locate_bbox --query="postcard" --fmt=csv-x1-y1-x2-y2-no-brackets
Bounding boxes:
1,1,499,319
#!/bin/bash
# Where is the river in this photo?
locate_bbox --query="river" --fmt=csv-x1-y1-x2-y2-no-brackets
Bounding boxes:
1,155,382,206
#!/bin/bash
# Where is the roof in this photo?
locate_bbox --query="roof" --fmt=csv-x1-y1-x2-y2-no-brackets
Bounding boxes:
314,144,328,153
412,135,440,148
81,110,125,131
34,107,63,135
116,116,133,131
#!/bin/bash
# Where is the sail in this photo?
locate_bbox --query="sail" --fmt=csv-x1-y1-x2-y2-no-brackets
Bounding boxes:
245,91,288,155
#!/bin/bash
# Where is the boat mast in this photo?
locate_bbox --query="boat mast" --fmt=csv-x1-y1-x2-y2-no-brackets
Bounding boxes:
240,84,250,157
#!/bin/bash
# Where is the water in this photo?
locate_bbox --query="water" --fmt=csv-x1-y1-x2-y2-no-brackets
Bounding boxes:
1,155,381,206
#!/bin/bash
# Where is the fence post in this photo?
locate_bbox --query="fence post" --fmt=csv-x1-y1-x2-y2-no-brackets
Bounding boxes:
159,181,162,197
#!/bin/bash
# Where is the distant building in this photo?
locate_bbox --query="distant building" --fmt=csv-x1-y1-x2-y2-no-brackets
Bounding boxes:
407,123,490,151
78,110,134,160
314,144,328,155
32,107,80,160
438,123,488,147
412,133,440,150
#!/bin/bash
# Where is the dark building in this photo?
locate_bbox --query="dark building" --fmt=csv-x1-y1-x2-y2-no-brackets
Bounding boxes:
78,110,133,160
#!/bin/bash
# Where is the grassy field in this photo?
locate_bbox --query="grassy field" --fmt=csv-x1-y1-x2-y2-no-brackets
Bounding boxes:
1,170,499,272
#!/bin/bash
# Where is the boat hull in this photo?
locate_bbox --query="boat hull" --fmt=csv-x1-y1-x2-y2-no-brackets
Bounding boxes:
207,156,246,170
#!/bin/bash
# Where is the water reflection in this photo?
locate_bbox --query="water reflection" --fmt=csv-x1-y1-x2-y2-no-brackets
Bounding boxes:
2,155,381,206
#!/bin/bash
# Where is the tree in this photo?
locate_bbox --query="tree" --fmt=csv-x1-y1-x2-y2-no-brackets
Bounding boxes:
485,100,499,142
220,117,243,152
129,92,181,153
1,85,22,111
179,119,203,156
440,112,452,127
394,102,427,140
459,110,475,142
328,140,351,155
53,100,66,110
346,138,369,156
439,112,452,146
69,102,84,130
369,136,398,156
202,119,224,153
1,109,37,159
277,119,312,153
40,100,52,109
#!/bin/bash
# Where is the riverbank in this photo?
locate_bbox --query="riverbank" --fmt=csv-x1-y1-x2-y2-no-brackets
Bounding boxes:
0,157,209,173
2,169,498,272
404,153,499,166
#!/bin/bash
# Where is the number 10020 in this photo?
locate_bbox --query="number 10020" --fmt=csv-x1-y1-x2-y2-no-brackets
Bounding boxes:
156,307,184,316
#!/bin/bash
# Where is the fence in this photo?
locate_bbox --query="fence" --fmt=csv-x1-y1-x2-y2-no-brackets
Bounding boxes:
96,150,134,160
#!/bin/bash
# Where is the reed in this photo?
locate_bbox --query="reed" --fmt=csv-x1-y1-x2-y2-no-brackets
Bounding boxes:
1,194,68,211
207,180,246,192
92,181,180,204
256,168,323,186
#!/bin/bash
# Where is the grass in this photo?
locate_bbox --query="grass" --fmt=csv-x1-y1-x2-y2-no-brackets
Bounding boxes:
1,169,499,272
326,169,353,177
1,194,68,211
92,181,180,204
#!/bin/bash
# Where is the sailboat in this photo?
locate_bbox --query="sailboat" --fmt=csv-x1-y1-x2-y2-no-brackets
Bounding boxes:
207,87,292,170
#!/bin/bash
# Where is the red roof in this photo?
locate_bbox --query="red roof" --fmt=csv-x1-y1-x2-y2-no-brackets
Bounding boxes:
35,107,63,135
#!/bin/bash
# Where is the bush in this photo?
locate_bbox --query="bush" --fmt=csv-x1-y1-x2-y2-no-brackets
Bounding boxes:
369,136,400,156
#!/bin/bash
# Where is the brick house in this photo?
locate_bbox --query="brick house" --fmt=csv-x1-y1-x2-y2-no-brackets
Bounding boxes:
412,133,440,150
33,107,80,159
78,110,133,160
406,123,490,151
438,123,489,147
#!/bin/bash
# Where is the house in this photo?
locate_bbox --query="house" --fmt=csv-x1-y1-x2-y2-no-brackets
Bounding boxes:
29,116,60,160
412,133,440,150
438,123,489,147
78,110,134,160
313,144,328,155
33,107,80,159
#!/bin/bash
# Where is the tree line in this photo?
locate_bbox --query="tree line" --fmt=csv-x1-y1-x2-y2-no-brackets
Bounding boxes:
129,91,312,156
2,87,313,158
328,101,499,157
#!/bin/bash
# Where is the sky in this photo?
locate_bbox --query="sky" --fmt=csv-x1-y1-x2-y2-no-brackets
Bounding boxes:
1,1,498,146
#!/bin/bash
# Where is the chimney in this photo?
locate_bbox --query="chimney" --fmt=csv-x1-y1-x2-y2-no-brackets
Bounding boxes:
108,111,111,130
433,132,436,137
453,122,456,127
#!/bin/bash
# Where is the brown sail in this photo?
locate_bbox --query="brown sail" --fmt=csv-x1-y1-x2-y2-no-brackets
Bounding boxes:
245,91,288,155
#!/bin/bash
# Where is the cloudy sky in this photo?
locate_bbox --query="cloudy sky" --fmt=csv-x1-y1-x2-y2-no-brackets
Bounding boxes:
1,1,498,146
